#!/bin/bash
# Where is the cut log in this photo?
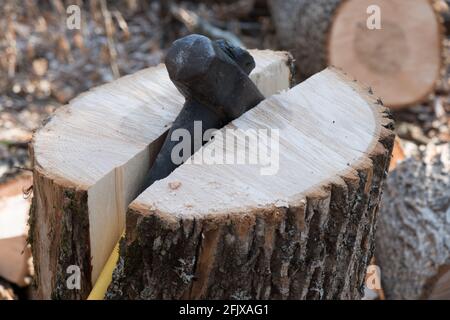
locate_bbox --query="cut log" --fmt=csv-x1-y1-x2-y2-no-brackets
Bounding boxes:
376,143,450,300
293,0,443,109
0,175,33,287
105,68,395,300
29,50,293,300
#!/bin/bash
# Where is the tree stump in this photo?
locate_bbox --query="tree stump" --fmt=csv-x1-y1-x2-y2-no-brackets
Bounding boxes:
29,50,293,300
271,0,443,109
376,143,450,300
105,68,394,300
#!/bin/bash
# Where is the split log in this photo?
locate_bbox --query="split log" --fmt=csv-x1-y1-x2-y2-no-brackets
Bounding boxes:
105,68,395,300
285,0,443,109
376,143,450,300
29,50,293,300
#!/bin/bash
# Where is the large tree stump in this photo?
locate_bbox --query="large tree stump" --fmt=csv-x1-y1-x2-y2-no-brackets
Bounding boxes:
105,68,394,300
273,0,443,109
29,50,293,300
376,143,450,300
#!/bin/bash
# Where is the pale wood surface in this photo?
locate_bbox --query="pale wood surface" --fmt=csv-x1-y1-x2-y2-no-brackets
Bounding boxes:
329,0,442,108
133,68,385,216
377,143,450,299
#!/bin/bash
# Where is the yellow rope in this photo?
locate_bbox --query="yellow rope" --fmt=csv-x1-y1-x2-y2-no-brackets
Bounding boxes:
87,233,123,300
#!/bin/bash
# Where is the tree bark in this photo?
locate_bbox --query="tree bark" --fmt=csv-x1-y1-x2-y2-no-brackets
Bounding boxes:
294,0,341,80
376,143,450,300
268,0,306,49
29,50,293,300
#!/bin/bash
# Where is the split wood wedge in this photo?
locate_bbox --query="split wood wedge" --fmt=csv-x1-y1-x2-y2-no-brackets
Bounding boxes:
105,68,395,300
29,50,293,300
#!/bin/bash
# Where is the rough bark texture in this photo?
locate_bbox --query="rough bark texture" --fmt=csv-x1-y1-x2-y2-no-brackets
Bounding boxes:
28,162,92,300
294,0,342,80
106,103,394,300
268,0,307,49
376,143,450,300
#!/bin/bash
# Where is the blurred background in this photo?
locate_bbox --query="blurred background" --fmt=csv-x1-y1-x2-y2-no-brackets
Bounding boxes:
0,0,449,300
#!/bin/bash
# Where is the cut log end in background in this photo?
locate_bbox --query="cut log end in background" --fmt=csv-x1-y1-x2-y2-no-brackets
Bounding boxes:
105,68,394,300
29,50,293,300
270,0,444,109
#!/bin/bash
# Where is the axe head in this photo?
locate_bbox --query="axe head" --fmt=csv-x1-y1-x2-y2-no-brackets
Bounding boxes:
165,34,260,119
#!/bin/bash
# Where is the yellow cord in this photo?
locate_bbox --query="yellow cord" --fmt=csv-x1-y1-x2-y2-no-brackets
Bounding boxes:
87,233,123,300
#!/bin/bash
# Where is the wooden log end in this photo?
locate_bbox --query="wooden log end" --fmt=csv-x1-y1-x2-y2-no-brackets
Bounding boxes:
376,143,450,300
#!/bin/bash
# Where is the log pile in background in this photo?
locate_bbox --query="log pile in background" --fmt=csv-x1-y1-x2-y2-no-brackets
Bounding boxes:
376,143,450,299
0,175,33,288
